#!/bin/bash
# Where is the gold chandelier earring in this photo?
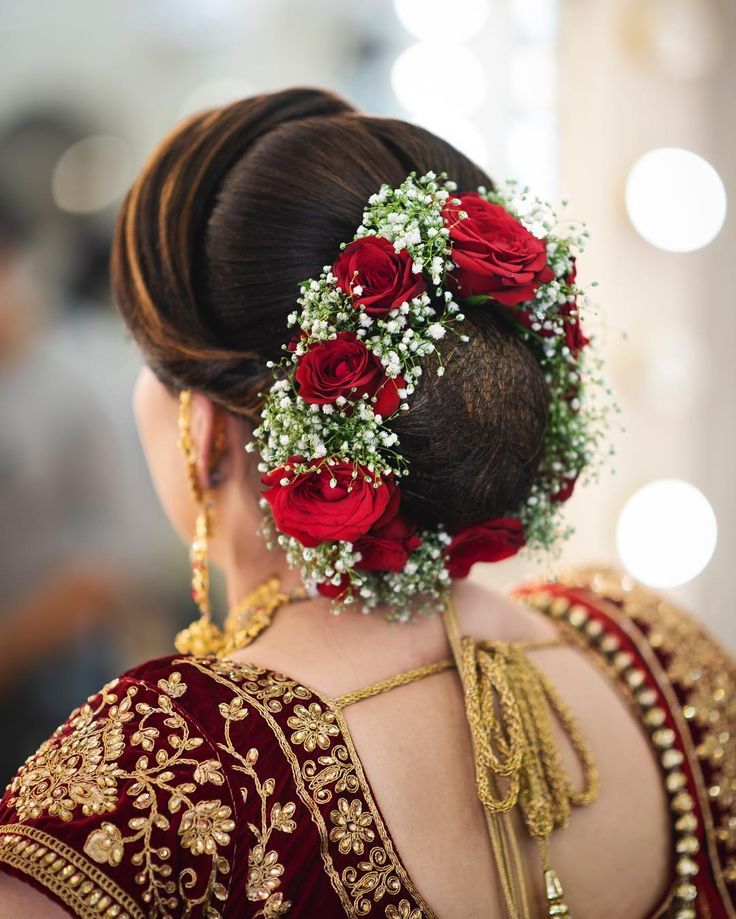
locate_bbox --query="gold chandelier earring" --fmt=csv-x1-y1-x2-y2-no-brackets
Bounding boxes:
174,389,227,656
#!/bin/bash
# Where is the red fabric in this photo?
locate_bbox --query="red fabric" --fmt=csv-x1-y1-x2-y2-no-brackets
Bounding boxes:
512,579,735,919
0,576,733,917
0,654,428,917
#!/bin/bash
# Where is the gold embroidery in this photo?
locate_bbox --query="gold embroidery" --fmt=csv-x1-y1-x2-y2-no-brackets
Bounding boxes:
8,679,129,823
386,900,423,919
329,798,376,855
182,656,434,918
287,702,340,752
179,799,235,856
216,699,297,914
0,823,144,919
563,566,736,901
209,659,312,712
84,821,125,867
342,845,402,915
3,672,233,917
518,566,736,918
302,744,360,804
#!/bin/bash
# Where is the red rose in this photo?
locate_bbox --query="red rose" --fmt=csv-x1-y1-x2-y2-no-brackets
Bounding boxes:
295,331,405,418
261,456,397,547
496,259,589,355
287,329,308,352
558,259,589,356
559,302,589,355
354,489,422,572
446,517,526,578
317,574,352,598
443,193,554,306
550,475,578,504
333,236,426,317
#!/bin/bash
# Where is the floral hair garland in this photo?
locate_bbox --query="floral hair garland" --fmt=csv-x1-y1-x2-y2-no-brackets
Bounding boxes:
247,170,609,621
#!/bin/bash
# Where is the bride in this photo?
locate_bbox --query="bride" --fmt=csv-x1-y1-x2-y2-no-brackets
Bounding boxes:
0,87,733,918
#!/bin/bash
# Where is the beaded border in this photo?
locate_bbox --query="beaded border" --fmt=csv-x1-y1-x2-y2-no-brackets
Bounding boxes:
519,589,702,919
0,824,142,919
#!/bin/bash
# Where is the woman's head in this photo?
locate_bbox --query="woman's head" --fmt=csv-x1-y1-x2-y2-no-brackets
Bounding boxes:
112,87,548,543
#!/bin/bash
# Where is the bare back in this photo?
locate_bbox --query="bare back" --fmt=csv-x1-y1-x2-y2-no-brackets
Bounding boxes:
1,570,732,917
227,578,673,918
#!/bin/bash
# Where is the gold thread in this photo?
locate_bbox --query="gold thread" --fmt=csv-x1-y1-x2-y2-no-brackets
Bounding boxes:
553,567,736,918
331,659,455,710
0,825,144,919
181,656,436,918
441,593,599,918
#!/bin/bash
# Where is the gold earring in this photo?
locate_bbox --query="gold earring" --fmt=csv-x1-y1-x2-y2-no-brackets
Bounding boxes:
174,389,226,656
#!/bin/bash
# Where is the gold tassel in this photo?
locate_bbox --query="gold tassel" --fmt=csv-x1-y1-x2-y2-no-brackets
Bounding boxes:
442,596,599,919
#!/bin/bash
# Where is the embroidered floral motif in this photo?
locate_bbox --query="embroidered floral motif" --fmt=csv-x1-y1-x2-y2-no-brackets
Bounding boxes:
83,820,125,867
330,797,376,855
194,759,226,786
8,681,129,823
179,799,235,856
184,656,431,917
302,744,360,804
343,846,402,914
255,890,292,918
215,699,297,912
386,900,423,919
287,702,340,752
248,846,285,899
5,672,233,917
248,672,312,712
157,672,187,698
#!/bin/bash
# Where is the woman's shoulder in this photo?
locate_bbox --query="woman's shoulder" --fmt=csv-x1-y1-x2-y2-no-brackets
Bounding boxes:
0,652,308,918
511,562,735,699
511,564,736,917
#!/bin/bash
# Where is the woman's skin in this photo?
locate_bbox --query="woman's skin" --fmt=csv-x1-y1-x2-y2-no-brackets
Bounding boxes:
0,367,672,917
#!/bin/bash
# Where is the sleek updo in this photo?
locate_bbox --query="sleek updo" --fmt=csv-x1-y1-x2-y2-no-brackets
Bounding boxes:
110,86,548,531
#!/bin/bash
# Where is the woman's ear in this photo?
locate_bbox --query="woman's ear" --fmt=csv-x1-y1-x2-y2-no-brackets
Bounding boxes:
189,392,229,493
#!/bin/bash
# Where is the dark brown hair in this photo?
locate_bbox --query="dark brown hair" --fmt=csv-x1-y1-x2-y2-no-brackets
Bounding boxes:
110,86,547,530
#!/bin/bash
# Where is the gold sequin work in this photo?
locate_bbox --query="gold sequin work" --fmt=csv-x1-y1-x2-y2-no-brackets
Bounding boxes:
0,565,732,917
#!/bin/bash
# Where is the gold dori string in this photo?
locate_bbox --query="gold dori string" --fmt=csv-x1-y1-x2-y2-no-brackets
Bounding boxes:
442,594,599,918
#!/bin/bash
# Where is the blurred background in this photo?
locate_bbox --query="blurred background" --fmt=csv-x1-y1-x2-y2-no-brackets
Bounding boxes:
1,0,733,781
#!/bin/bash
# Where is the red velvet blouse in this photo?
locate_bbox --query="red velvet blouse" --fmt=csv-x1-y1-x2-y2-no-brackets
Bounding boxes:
0,566,733,918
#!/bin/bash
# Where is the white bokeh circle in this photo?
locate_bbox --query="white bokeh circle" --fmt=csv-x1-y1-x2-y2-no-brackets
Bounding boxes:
394,0,489,42
625,147,727,252
616,479,717,588
391,43,487,117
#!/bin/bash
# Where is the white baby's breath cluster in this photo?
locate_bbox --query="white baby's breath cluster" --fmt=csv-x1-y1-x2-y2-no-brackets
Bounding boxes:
478,181,612,550
248,171,465,619
248,171,611,620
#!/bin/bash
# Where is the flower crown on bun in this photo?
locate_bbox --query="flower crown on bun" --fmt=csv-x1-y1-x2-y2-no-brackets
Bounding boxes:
247,171,609,621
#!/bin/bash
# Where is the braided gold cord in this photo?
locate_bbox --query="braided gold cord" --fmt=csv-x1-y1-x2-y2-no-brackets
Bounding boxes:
442,595,600,918
331,659,455,710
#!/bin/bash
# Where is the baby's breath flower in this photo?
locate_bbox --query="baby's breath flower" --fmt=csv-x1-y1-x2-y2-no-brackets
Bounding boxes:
251,170,612,621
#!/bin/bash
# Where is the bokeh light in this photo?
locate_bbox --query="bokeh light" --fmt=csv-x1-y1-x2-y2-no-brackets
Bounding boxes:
51,134,133,214
391,42,487,117
616,479,718,587
507,113,558,198
625,147,727,252
510,46,556,111
510,0,558,42
394,0,489,43
414,114,488,166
